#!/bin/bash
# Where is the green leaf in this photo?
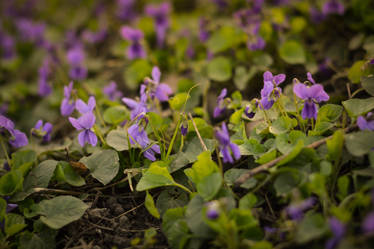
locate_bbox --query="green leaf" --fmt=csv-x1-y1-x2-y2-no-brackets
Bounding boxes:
276,139,304,166
230,108,244,125
136,162,176,191
326,130,344,163
55,161,85,187
0,170,23,196
169,93,189,111
184,151,218,184
5,213,26,237
348,60,365,83
345,131,374,156
186,195,214,238
36,196,88,229
342,97,374,117
275,130,306,155
156,188,189,216
234,66,257,90
162,208,190,249
123,59,152,89
239,193,258,209
103,106,128,125
207,57,232,82
337,175,350,201
362,75,374,96
145,191,160,219
11,160,58,201
80,150,119,185
106,129,129,151
309,121,334,136
269,116,297,135
196,172,222,201
230,209,257,230
255,149,277,164
296,212,328,243
274,170,301,195
320,161,332,176
279,40,306,64
206,26,243,54
316,104,343,123
239,138,266,156
11,150,36,172
0,198,6,220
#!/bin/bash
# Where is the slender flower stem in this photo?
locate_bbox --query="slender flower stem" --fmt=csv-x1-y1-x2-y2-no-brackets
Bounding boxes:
174,183,192,194
95,107,106,128
188,113,208,151
165,116,181,160
93,125,106,146
0,135,11,167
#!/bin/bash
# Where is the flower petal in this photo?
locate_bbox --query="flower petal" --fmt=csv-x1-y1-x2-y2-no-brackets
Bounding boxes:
8,129,28,148
78,112,96,129
301,101,317,119
263,71,273,82
293,83,309,100
68,117,83,130
152,66,161,83
274,74,286,85
122,97,138,110
230,142,241,160
87,130,98,146
309,84,329,102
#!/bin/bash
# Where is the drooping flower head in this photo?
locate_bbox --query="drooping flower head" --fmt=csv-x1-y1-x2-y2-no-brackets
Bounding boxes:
259,71,286,110
214,88,228,118
145,2,171,47
0,115,28,148
68,112,97,147
325,218,345,249
215,122,241,164
322,0,344,16
145,66,173,102
61,81,75,116
357,112,374,131
103,81,123,101
32,120,53,142
120,26,146,60
128,117,160,161
293,73,329,119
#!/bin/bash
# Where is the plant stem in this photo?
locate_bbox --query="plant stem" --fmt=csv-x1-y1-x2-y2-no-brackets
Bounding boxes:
0,135,11,167
165,116,181,160
174,183,192,194
188,113,208,151
93,125,106,146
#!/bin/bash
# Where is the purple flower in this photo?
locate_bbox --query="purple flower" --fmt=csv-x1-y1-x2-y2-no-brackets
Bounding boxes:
286,197,317,221
206,201,220,219
128,120,160,161
147,66,173,102
181,124,188,136
325,218,345,249
103,81,123,101
145,2,171,47
38,57,52,97
259,71,286,110
247,36,266,51
33,120,53,142
68,112,97,147
293,74,329,119
244,106,255,118
199,18,210,42
322,0,344,16
211,0,228,9
0,32,15,60
66,46,87,80
82,29,107,44
122,85,149,119
0,115,28,148
120,26,146,60
116,0,136,21
362,212,374,234
215,122,241,164
357,113,374,131
61,81,75,116
214,88,227,118
16,19,45,45
75,96,96,114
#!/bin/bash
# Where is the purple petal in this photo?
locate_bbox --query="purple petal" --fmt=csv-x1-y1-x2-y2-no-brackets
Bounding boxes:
307,72,316,84
64,81,74,99
309,84,329,102
78,130,88,147
122,97,139,110
218,88,227,100
221,146,234,163
155,83,172,101
61,99,75,116
263,71,273,82
293,83,309,100
151,144,161,154
87,130,98,146
144,150,156,161
88,96,96,110
230,142,241,160
274,74,286,85
69,66,87,81
9,129,28,148
68,117,83,130
260,97,274,110
78,112,96,129
152,66,161,83
261,81,274,98
0,115,15,131
34,120,43,130
302,101,318,119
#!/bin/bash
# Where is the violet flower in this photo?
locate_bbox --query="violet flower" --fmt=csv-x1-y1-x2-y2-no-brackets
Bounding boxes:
214,88,228,118
244,105,255,119
325,218,345,249
16,19,45,45
199,18,210,42
116,0,136,21
103,81,123,101
259,71,286,110
33,120,53,142
286,197,317,221
66,46,87,81
181,124,188,136
293,73,329,119
247,36,266,51
82,29,107,44
206,201,220,220
357,112,374,131
0,115,28,148
145,2,171,47
215,122,240,164
147,66,172,102
61,81,75,116
122,85,149,119
120,26,146,60
128,119,160,161
75,96,96,114
68,112,97,147
0,32,15,60
38,57,52,97
322,0,344,16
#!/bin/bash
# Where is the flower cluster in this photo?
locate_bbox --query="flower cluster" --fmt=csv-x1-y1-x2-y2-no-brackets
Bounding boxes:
32,120,53,142
259,71,285,110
